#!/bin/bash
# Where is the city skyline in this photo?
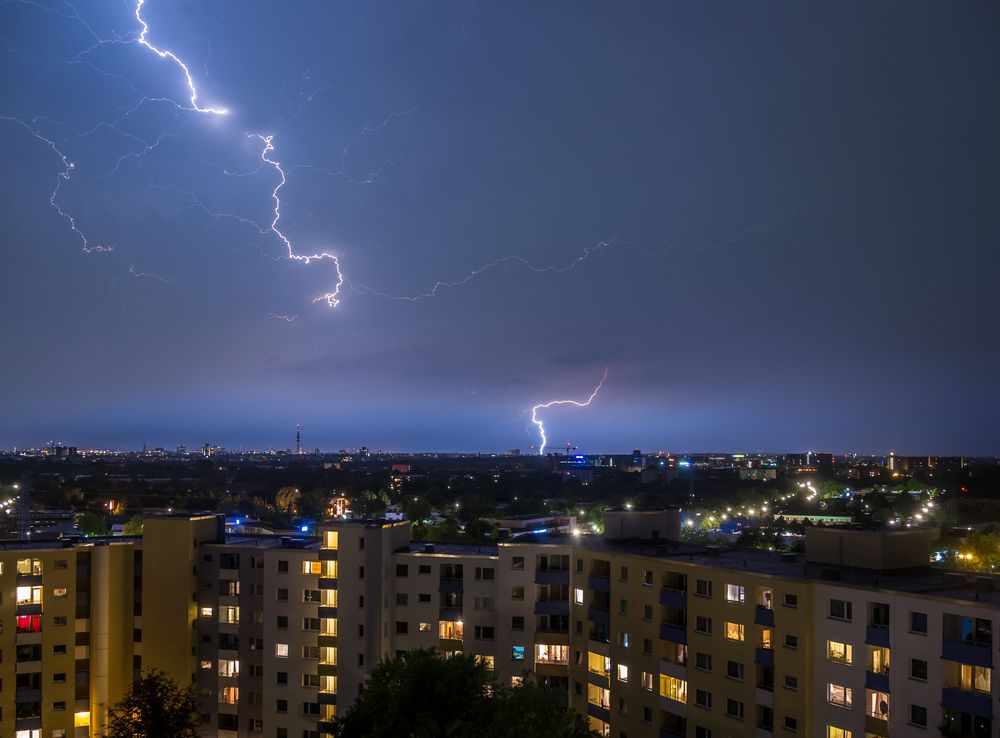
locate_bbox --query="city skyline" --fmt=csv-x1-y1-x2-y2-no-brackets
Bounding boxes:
2,1,998,454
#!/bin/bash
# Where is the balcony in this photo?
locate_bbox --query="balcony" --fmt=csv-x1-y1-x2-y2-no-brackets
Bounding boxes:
318,548,337,561
865,625,890,647
318,691,336,706
588,606,610,626
660,730,684,738
754,647,774,668
865,670,890,692
534,600,569,617
588,574,611,593
942,639,993,668
317,606,338,619
864,715,889,737
942,687,993,719
16,574,43,586
317,663,337,677
318,577,338,589
586,702,610,722
754,606,775,627
660,588,687,609
659,623,687,644
439,607,463,622
535,568,569,585
439,578,463,594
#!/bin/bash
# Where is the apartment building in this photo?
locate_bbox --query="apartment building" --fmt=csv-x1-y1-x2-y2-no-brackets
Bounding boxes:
6,511,1000,738
0,537,141,738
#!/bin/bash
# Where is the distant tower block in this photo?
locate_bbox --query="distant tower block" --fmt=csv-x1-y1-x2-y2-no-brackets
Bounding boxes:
296,423,302,455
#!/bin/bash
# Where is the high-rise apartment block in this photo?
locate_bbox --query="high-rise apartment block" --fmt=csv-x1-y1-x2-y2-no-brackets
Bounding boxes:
2,511,999,738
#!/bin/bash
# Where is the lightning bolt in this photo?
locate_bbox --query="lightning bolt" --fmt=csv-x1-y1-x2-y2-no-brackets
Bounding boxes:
250,133,344,308
133,0,227,115
530,368,607,456
0,115,114,253
355,213,793,302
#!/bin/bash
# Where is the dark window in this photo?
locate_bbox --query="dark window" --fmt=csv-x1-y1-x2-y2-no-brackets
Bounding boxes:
783,716,797,732
695,579,712,597
829,599,852,621
695,616,712,634
910,704,927,727
277,560,288,573
418,564,432,574
910,611,928,634
696,652,712,671
511,616,524,631
396,564,408,577
783,675,797,690
910,658,928,681
512,557,524,570
396,621,408,635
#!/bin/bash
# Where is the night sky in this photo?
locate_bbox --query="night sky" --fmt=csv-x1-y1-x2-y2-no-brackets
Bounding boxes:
1,1,998,454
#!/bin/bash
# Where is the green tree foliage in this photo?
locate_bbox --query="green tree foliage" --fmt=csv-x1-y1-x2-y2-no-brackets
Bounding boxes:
106,669,199,738
352,488,390,519
333,649,596,738
403,495,432,523
123,514,144,535
77,512,110,536
275,486,302,514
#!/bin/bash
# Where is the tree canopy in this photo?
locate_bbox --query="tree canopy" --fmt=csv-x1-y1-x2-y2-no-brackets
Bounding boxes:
106,669,199,738
333,649,596,738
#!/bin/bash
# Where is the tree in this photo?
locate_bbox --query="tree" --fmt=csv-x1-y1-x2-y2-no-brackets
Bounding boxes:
123,514,144,535
77,512,110,536
352,488,389,519
333,649,595,738
106,668,199,738
275,486,302,514
403,495,432,523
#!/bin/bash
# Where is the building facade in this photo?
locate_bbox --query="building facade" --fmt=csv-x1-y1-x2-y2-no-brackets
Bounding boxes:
4,514,1000,738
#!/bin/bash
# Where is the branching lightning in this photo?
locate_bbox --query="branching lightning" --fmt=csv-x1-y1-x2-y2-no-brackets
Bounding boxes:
355,213,793,302
530,368,607,456
133,0,227,116
0,115,113,253
250,133,344,308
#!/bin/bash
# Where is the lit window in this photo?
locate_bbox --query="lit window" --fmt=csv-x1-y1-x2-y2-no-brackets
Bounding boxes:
74,711,90,727
218,606,239,625
960,664,992,693
17,558,42,575
200,607,213,618
324,531,339,549
724,621,745,641
275,643,289,658
588,683,610,709
640,671,654,691
53,587,68,598
220,686,239,704
511,676,524,687
512,645,525,661
200,660,212,670
617,664,629,683
218,659,239,677
439,620,463,639
725,584,745,604
535,644,568,664
16,585,42,605
867,690,889,720
659,675,687,703
827,641,853,664
826,727,852,738
827,683,853,708
475,654,495,670
302,561,322,575
418,622,431,632
574,588,584,605
588,652,611,677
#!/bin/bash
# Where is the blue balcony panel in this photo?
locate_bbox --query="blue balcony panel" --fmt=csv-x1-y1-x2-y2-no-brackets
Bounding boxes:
535,569,570,585
942,687,993,719
754,647,774,668
439,579,463,594
865,670,890,692
586,703,610,722
754,606,775,627
660,588,687,609
534,600,569,616
942,640,993,668
865,625,890,647
588,574,611,593
660,623,687,644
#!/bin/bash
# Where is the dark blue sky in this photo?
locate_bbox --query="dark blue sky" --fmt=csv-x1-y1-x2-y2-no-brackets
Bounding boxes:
1,1,998,454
